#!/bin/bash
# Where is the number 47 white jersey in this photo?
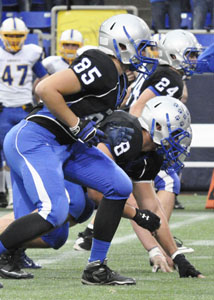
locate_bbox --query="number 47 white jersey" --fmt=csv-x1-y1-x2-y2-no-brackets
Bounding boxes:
0,44,44,107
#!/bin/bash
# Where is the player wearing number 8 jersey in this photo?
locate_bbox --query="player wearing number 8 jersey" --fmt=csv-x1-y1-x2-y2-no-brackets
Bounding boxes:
1,14,158,286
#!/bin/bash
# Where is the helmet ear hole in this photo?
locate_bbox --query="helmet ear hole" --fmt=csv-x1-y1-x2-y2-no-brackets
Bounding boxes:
156,122,162,131
170,54,176,60
119,43,126,50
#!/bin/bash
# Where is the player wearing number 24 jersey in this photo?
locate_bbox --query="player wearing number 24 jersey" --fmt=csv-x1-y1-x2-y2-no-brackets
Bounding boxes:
126,64,183,108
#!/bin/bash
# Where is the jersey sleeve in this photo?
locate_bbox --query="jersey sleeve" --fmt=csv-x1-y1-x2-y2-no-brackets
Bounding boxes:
70,49,117,94
42,56,53,73
27,44,48,78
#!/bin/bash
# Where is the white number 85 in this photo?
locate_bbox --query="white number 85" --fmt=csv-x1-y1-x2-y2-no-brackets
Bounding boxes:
73,57,102,85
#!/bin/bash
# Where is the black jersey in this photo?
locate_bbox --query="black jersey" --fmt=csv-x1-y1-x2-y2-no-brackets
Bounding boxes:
26,49,128,144
100,110,163,181
126,65,183,107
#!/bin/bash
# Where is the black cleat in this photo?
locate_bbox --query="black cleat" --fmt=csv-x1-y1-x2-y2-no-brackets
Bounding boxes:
0,192,8,208
73,228,93,251
15,249,41,269
0,251,34,279
174,237,194,254
174,197,185,209
81,259,136,285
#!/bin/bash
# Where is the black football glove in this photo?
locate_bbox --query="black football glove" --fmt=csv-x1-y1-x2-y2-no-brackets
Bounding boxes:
133,208,161,233
69,118,105,143
103,124,135,146
173,253,202,278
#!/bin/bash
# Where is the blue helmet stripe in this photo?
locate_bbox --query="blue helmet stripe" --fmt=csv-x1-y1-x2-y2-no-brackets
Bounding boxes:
70,29,74,39
13,18,16,29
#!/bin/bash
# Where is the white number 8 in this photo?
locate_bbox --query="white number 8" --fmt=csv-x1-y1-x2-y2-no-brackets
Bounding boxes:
114,142,130,156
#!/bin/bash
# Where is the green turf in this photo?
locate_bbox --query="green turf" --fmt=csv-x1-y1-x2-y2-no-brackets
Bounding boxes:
0,193,213,300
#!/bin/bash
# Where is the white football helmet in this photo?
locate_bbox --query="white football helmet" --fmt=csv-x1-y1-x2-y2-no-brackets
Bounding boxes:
138,96,192,171
158,29,203,75
59,29,84,64
0,17,29,52
98,14,158,76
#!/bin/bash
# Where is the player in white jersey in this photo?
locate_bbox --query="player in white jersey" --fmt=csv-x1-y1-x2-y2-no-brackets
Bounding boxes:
0,17,48,209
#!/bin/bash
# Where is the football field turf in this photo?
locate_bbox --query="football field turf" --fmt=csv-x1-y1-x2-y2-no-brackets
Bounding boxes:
0,193,213,300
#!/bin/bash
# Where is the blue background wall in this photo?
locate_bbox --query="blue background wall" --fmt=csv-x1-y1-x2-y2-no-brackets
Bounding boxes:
181,74,214,191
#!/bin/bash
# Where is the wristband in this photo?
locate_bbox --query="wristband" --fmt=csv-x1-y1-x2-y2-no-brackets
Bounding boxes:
69,118,80,135
148,246,163,259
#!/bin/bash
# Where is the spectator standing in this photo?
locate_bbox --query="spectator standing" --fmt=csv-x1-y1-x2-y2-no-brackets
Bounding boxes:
192,0,214,29
150,0,181,30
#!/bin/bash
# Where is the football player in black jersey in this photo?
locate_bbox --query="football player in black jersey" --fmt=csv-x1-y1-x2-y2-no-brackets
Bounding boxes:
76,96,204,278
124,29,203,257
1,14,159,286
74,30,203,268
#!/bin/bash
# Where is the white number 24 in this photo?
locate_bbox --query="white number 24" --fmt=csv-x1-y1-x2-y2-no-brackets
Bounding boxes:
155,77,179,96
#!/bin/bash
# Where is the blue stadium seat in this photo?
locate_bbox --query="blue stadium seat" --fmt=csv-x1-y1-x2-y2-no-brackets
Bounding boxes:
2,0,18,7
25,33,40,45
180,12,193,29
19,11,51,31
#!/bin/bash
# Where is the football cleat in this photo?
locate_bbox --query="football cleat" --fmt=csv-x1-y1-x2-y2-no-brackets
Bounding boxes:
174,197,185,209
0,252,33,279
17,249,42,269
174,237,194,254
81,259,136,285
73,228,93,251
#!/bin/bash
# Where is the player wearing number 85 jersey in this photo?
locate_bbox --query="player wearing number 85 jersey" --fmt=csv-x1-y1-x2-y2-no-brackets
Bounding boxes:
2,14,158,286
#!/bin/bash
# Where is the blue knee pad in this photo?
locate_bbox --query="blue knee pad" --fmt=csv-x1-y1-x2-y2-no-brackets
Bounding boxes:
41,222,69,249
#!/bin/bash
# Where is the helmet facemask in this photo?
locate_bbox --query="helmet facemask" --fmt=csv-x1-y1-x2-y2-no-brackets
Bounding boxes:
1,32,28,52
157,126,192,172
182,47,204,76
59,40,83,64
